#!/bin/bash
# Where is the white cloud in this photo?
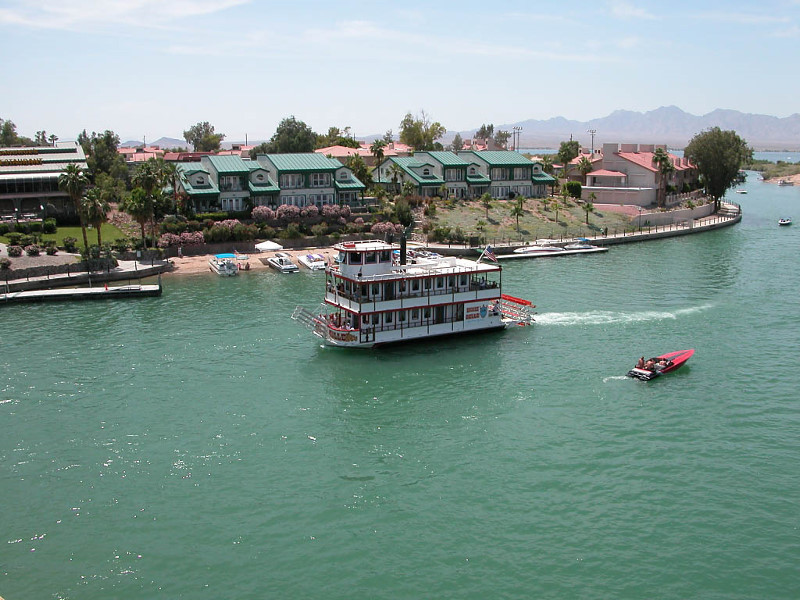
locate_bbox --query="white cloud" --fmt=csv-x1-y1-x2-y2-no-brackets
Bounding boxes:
609,1,657,20
0,0,249,31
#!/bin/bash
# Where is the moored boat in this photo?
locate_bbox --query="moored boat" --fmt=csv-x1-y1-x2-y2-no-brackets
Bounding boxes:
626,348,695,381
292,239,534,348
267,252,299,273
778,217,792,226
298,253,327,271
209,254,239,276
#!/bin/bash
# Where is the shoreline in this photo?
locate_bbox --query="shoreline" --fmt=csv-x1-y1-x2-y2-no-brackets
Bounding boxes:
167,247,339,275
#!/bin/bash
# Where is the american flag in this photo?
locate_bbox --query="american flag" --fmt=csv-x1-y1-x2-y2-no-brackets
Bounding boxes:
484,245,497,262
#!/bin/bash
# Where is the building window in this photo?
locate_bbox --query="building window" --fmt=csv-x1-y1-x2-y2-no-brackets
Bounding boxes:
280,173,303,188
445,169,463,182
513,167,530,180
311,172,331,187
491,167,507,180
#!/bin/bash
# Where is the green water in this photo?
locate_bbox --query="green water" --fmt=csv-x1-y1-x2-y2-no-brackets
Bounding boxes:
2,175,799,599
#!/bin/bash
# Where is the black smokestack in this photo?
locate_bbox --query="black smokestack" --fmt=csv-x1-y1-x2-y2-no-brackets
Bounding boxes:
400,235,407,265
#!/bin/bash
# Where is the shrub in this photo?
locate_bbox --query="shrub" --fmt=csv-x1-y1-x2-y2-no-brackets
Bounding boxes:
565,181,582,199
0,223,8,235
158,233,182,248
111,238,132,253
303,205,319,219
370,221,404,236
63,237,78,252
24,244,41,256
251,205,276,223
0,257,10,270
5,232,23,245
42,218,57,234
195,212,228,222
311,222,328,238
45,245,58,255
276,204,301,223
14,222,29,234
281,223,303,239
259,224,276,238
7,245,23,257
180,231,204,245
27,221,42,233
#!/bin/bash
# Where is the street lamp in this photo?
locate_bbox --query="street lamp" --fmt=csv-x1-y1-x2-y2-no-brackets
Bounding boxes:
637,206,642,232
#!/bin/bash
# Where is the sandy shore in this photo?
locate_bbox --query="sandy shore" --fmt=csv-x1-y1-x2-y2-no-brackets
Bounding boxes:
167,247,339,275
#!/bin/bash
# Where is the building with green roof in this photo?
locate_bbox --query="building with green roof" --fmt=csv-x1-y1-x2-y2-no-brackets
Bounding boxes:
372,149,555,200
176,152,366,213
256,153,365,207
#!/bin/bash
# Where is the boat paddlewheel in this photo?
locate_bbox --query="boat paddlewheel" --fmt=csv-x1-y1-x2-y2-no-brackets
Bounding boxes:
498,294,535,326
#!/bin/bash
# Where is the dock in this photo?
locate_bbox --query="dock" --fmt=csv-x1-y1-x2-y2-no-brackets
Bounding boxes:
1,282,162,304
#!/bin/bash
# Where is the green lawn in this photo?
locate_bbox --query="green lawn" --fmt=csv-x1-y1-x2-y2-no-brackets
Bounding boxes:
1,223,127,247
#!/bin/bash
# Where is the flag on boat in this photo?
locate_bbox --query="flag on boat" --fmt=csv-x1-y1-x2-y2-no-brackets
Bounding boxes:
484,245,498,262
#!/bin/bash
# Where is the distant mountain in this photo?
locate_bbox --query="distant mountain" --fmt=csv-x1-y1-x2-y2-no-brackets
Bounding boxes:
120,137,186,149
445,107,800,150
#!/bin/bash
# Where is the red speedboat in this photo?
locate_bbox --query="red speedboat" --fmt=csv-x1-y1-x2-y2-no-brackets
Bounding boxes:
627,348,695,381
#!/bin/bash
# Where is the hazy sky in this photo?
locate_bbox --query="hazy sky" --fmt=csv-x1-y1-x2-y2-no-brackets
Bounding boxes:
2,0,799,143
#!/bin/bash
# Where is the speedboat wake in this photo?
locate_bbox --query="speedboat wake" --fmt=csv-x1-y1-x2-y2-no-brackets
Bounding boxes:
535,304,712,327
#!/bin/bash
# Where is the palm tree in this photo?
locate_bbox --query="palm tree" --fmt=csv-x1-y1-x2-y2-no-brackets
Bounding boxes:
552,199,560,226
480,192,492,219
577,156,593,185
370,140,386,168
584,202,594,225
132,159,161,246
82,188,110,246
652,147,675,208
388,162,404,196
58,163,90,250
120,187,154,248
510,198,524,235
48,134,58,147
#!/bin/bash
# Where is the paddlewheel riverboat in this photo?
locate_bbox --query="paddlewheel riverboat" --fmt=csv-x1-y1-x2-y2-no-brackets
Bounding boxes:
292,240,534,348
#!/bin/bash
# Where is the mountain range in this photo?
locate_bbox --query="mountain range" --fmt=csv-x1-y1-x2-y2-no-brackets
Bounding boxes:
121,107,800,152
469,106,800,150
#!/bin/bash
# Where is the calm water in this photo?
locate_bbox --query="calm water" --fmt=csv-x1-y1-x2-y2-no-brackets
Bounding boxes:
2,174,799,599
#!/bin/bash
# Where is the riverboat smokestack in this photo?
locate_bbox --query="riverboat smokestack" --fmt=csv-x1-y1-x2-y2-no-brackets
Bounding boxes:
400,235,407,265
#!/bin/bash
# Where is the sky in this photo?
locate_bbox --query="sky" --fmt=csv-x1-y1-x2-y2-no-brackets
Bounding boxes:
1,0,799,144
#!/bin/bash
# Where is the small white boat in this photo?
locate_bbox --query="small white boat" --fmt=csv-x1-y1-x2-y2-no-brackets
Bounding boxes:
778,180,794,186
735,189,748,194
267,252,299,273
209,254,238,276
778,217,792,226
513,244,565,256
298,253,326,271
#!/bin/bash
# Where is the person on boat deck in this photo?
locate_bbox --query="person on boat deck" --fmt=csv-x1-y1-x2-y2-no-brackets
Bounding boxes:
636,357,645,369
645,358,656,370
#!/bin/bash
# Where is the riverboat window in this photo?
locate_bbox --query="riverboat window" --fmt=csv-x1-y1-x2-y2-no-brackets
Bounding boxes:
424,278,431,290
459,274,467,287
385,312,393,324
399,310,406,322
362,315,369,325
365,251,376,264
336,251,346,263
423,308,431,319
349,253,362,265
380,250,391,262
448,276,455,288
372,314,379,324
411,280,420,292
360,284,368,298
371,283,380,296
398,280,406,293
436,277,444,289
411,308,419,320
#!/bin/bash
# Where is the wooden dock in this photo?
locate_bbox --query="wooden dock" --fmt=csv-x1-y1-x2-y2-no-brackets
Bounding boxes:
1,283,162,304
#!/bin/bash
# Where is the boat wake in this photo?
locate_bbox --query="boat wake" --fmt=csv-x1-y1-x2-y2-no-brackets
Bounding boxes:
603,375,630,382
535,304,712,327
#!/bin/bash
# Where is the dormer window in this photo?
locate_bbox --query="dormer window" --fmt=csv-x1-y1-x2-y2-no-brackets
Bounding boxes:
339,171,348,180
469,167,476,175
423,168,430,176
197,177,205,184
257,174,264,181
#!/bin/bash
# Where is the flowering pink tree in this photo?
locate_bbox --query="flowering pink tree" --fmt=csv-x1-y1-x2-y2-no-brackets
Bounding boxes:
251,206,275,222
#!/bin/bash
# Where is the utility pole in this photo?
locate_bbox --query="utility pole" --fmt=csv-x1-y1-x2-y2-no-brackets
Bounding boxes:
512,126,522,151
587,129,597,154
